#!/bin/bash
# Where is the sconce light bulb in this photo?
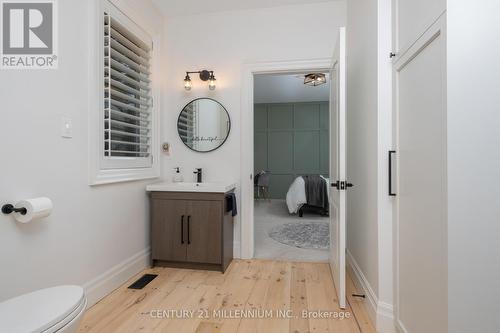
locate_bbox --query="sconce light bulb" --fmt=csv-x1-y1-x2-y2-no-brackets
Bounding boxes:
184,75,192,91
208,76,216,91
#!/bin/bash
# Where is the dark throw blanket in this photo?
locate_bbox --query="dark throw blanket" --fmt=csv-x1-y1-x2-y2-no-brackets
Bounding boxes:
302,175,329,211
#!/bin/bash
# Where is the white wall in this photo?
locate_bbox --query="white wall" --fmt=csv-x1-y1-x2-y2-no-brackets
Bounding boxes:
160,1,346,256
447,0,500,332
346,0,394,331
0,0,163,305
152,0,340,18
346,0,379,297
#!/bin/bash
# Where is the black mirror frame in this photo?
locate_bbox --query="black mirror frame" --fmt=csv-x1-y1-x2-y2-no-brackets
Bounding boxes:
177,97,231,153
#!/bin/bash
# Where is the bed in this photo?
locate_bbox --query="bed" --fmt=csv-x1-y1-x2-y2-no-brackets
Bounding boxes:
286,175,330,217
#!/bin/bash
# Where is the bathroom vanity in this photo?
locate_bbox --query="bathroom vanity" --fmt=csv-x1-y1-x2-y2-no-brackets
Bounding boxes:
147,182,236,272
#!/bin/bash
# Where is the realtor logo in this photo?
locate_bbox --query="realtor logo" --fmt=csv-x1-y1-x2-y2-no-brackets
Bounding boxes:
1,0,58,69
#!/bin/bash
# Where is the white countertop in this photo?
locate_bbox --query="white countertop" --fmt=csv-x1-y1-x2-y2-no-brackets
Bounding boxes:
146,181,237,193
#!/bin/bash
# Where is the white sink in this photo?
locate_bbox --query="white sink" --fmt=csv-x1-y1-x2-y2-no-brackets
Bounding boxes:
146,181,236,193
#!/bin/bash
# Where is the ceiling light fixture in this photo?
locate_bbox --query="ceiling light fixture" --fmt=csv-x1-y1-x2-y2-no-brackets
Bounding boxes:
184,70,216,91
304,73,326,87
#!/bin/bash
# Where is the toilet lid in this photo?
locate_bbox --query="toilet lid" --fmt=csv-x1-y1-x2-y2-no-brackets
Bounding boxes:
0,285,85,333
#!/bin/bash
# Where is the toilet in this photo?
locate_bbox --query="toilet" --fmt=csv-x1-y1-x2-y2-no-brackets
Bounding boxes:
0,285,86,333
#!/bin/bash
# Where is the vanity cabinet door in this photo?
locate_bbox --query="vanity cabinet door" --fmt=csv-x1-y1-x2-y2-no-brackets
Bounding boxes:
186,200,222,264
151,199,188,262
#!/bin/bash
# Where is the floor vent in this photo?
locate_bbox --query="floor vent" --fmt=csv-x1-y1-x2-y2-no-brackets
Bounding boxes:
128,274,158,290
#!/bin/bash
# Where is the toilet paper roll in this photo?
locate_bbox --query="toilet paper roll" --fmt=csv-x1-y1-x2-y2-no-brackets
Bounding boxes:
14,197,53,223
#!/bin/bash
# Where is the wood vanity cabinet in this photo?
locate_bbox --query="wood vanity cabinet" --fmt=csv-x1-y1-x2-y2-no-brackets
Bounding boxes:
150,191,234,272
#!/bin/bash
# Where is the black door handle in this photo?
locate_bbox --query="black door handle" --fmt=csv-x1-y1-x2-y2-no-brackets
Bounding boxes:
331,181,354,190
187,215,191,245
180,215,185,244
389,150,396,196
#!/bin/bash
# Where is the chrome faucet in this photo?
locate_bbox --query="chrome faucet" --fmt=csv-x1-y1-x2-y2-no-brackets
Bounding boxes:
194,168,202,183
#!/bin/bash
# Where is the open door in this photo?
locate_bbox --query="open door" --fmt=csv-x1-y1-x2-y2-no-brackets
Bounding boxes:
329,27,347,309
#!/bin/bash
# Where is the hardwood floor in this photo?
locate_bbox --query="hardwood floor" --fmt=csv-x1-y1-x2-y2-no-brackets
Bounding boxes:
79,260,376,333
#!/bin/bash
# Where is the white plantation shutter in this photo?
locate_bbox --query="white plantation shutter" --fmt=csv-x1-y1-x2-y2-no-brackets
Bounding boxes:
102,4,153,169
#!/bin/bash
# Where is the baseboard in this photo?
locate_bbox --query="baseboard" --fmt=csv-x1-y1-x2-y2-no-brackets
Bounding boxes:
395,319,409,333
346,250,378,324
83,247,151,308
376,301,398,333
346,250,398,333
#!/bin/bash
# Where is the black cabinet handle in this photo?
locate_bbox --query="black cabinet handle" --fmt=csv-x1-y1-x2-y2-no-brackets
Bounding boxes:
389,150,396,196
181,215,185,244
187,215,191,244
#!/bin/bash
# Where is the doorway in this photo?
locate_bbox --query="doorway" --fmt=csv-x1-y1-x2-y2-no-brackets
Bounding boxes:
252,72,331,262
240,41,347,308
240,59,332,260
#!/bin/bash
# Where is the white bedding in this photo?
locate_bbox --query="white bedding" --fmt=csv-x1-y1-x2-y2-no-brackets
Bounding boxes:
286,176,330,214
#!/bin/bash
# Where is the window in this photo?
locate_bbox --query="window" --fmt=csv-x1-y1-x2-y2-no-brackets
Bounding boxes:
89,0,159,185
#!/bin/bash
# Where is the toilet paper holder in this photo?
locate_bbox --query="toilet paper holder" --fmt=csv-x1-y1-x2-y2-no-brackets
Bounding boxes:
1,204,27,215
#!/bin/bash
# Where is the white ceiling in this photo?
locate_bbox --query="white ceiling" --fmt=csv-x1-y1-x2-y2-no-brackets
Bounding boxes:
151,0,338,18
254,73,330,104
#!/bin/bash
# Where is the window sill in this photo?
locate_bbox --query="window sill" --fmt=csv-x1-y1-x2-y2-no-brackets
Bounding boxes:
89,167,160,186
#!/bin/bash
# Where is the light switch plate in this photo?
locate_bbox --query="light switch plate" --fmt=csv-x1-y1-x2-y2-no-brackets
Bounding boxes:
61,116,73,138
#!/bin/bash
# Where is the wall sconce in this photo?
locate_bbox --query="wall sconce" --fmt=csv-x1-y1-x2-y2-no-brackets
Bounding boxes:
184,70,216,91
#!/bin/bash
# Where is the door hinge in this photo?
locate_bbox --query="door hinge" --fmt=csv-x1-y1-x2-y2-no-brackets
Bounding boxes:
331,181,354,191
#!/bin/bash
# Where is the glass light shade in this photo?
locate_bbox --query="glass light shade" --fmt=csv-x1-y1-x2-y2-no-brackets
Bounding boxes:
208,77,216,90
184,76,192,91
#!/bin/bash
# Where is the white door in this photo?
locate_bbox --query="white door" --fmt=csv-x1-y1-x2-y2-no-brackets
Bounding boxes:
329,27,347,310
393,10,447,333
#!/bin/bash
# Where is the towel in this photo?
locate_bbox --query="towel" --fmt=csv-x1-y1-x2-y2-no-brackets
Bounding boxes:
226,193,238,217
302,175,329,211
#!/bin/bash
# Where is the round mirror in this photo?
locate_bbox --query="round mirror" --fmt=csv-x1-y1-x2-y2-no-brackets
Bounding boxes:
177,98,231,152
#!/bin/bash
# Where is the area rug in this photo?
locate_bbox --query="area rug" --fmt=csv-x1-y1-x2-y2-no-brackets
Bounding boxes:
269,222,330,250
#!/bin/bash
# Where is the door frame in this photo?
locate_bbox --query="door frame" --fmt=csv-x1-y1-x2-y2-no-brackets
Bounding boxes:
329,26,347,309
240,58,332,259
